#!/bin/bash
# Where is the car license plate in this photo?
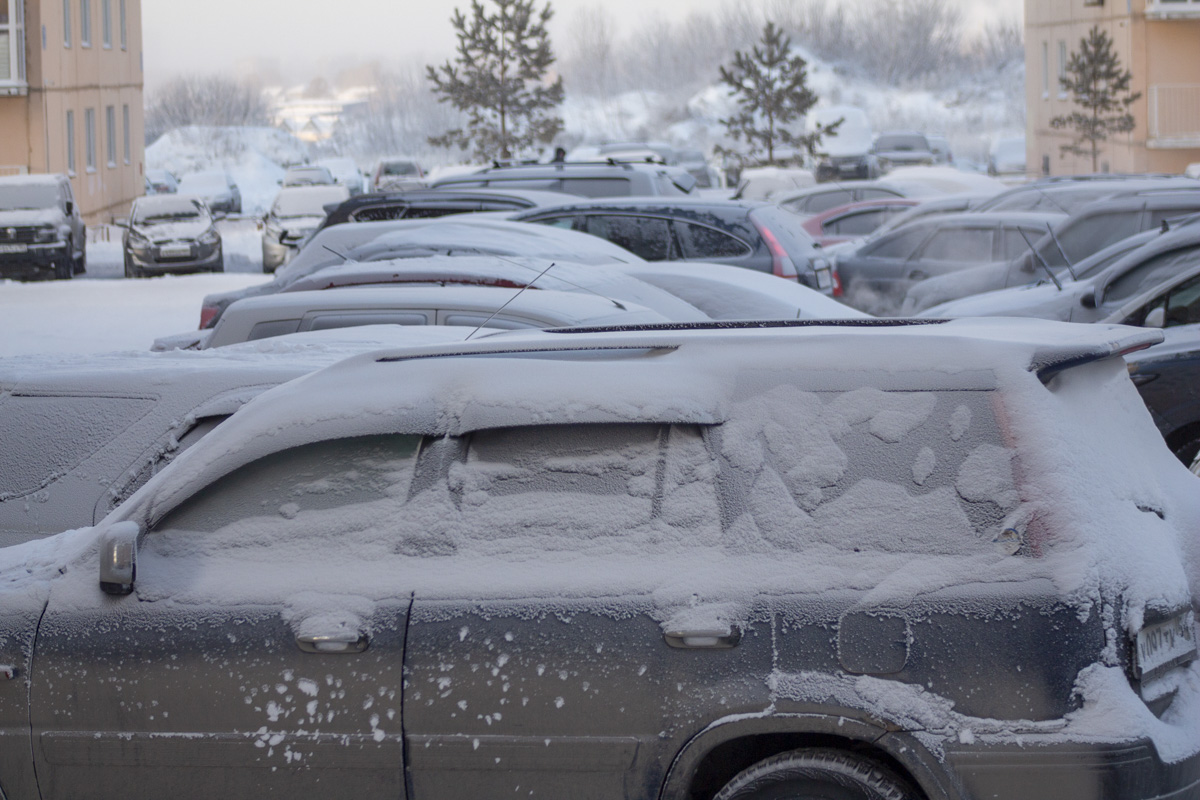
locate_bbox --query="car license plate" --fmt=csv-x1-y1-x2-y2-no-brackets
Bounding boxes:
1136,610,1196,679
0,244,27,254
815,267,833,290
159,245,191,258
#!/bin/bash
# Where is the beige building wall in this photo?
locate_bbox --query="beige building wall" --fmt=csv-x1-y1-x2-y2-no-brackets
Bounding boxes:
1026,0,1200,177
0,0,144,222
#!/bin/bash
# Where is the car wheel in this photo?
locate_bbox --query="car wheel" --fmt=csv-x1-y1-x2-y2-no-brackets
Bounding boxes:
714,749,917,800
53,258,73,280
72,240,87,274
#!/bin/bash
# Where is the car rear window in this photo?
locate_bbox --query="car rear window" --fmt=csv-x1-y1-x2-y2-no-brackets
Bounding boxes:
676,221,753,259
560,178,633,198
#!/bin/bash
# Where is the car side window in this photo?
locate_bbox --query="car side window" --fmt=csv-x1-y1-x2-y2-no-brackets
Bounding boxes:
804,190,855,214
1103,246,1200,306
1163,277,1200,327
559,178,631,198
824,209,888,237
584,214,676,260
674,221,753,259
528,214,579,231
858,188,901,201
150,434,422,536
862,227,929,260
1058,212,1142,264
918,228,995,262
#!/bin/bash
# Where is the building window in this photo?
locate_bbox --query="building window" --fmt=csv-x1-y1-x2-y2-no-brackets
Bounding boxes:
85,108,96,171
101,0,110,47
1041,42,1049,97
105,105,116,167
66,110,76,175
122,104,130,163
80,0,91,47
118,0,125,49
63,0,71,46
0,0,27,84
1057,40,1068,97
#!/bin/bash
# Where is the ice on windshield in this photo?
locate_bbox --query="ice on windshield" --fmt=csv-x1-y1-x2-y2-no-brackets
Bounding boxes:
0,183,60,211
272,188,347,218
134,197,206,224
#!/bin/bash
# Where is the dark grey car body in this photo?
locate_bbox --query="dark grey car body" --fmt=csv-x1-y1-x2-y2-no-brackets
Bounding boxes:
0,174,86,280
0,320,1194,800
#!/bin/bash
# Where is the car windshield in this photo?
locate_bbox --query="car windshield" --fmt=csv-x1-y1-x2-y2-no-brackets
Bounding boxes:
876,135,928,152
285,168,332,185
180,175,227,193
273,190,345,218
134,198,205,224
382,161,419,176
0,183,59,211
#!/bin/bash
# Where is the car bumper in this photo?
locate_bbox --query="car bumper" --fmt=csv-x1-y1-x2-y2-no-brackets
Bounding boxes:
816,162,869,182
129,243,222,274
261,237,298,272
0,242,72,279
943,738,1200,800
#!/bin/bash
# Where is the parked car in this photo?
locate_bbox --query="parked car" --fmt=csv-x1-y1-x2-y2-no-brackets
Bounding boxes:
0,173,86,280
987,136,1026,177
774,181,911,217
261,185,351,273
833,211,1064,314
429,160,697,198
177,171,242,215
676,149,720,189
3,318,1196,800
202,286,676,348
862,194,991,241
810,105,879,182
371,157,425,192
316,157,364,195
904,189,1200,312
800,199,920,247
510,197,837,293
145,170,179,195
926,134,953,165
1124,323,1200,464
197,218,651,329
733,166,815,202
123,195,223,278
316,188,571,231
871,131,936,172
975,176,1200,215
281,165,336,188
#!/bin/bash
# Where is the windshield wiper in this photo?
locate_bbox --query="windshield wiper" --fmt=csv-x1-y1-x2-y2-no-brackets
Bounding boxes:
1044,222,1076,281
1017,228,1062,291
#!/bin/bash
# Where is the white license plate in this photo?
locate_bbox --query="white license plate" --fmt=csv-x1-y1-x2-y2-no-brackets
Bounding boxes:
815,268,833,290
159,245,192,258
0,244,27,254
1136,610,1196,679
839,165,859,174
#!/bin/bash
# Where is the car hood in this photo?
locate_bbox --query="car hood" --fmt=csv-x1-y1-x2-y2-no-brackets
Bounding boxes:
277,215,325,233
919,278,1091,321
133,219,212,243
876,149,933,161
0,208,64,227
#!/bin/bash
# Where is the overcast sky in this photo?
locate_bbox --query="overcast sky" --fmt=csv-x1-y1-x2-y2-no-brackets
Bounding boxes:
142,0,1025,88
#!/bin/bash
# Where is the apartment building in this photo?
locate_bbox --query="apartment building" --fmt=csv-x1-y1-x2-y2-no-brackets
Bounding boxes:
1026,0,1200,177
0,0,143,222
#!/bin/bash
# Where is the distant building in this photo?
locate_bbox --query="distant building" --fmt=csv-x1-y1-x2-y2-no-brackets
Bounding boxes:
0,0,144,222
1026,0,1200,176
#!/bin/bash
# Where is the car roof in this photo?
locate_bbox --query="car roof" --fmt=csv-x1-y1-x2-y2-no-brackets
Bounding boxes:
431,160,680,181
513,196,769,214
886,210,1065,230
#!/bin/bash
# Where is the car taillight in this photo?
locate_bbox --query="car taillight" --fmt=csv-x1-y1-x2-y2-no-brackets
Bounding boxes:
832,267,843,297
754,222,799,279
199,305,219,330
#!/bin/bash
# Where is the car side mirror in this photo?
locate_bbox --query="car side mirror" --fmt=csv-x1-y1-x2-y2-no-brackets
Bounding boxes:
1080,289,1097,309
99,521,141,595
1144,306,1167,329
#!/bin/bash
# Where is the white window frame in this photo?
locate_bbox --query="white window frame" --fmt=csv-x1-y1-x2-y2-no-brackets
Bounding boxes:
63,0,71,47
105,105,116,167
122,103,130,163
85,107,96,171
79,0,91,47
0,0,27,88
118,0,125,49
66,110,76,175
101,0,110,47
1057,40,1068,98
1041,42,1049,98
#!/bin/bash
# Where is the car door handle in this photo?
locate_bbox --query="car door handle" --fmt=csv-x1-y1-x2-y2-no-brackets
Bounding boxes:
295,633,369,654
663,626,741,650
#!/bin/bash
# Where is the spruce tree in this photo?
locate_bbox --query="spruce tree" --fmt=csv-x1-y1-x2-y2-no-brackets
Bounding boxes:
427,0,564,161
714,22,837,169
1049,26,1140,173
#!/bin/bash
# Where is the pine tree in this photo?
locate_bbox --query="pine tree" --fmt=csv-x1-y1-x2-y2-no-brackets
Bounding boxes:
427,0,564,161
1049,26,1141,173
714,22,837,169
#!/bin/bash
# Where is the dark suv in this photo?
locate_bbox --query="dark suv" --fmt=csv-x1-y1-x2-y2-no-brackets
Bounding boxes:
511,197,836,292
0,174,86,280
3,318,1195,800
429,160,697,198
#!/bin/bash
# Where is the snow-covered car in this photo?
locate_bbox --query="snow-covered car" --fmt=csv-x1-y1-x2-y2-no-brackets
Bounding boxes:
871,131,936,172
429,160,697,197
773,180,913,217
975,175,1200,215
123,195,223,278
987,136,1026,177
810,105,878,182
800,198,920,247
316,157,364,195
0,327,472,546
3,319,1197,800
261,185,351,273
177,171,242,215
145,170,179,195
197,218,651,329
371,157,425,192
281,165,336,188
0,174,86,280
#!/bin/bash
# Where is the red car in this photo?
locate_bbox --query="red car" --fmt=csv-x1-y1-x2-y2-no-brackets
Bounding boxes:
801,198,919,247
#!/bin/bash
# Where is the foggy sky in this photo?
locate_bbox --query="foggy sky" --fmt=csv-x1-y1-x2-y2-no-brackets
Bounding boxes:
142,0,1025,88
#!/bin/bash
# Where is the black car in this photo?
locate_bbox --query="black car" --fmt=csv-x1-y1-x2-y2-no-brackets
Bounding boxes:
315,188,573,233
429,160,697,198
511,197,837,293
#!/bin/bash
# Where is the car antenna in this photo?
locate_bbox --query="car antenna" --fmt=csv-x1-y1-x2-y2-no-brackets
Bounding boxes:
321,244,356,264
1044,221,1076,281
490,254,628,311
1016,227,1062,291
465,261,559,341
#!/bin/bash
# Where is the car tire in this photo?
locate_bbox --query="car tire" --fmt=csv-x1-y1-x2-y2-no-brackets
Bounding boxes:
714,749,917,800
72,239,87,274
53,257,73,280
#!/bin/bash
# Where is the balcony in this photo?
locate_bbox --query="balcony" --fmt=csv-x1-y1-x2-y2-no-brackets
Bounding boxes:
1149,85,1200,148
1146,0,1200,18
